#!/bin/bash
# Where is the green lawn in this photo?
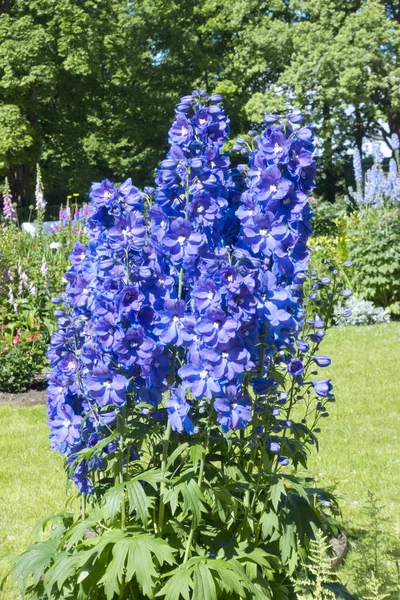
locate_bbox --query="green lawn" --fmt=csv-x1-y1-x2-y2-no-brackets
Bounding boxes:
0,323,399,599
0,405,66,599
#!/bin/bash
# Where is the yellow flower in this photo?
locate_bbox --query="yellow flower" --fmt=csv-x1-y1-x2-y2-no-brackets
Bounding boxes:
67,195,72,199
73,193,80,197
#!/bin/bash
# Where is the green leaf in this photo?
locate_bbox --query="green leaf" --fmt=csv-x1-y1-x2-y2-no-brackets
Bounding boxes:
192,564,217,600
45,553,87,594
103,539,130,600
125,479,152,525
166,442,189,469
11,538,59,587
157,568,192,600
181,479,207,526
269,477,287,511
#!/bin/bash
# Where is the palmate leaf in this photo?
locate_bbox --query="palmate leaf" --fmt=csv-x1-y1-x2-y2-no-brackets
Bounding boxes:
10,537,59,587
156,569,192,600
180,479,208,525
104,469,163,524
65,506,104,550
98,532,176,600
158,555,272,600
192,564,217,600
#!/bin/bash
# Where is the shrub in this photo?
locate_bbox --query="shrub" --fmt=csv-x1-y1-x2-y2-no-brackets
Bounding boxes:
346,208,400,313
335,296,390,326
309,197,347,237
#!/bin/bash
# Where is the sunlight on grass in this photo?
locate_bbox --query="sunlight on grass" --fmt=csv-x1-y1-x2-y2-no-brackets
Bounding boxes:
0,405,66,599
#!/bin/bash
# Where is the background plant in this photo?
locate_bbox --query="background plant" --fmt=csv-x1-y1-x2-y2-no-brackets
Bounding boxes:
0,171,87,391
345,145,400,315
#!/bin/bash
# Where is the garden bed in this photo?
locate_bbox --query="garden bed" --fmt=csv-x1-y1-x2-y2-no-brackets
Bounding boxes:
0,379,46,406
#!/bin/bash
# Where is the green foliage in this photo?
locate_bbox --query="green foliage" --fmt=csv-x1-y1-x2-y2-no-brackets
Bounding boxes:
346,208,400,312
0,209,86,391
311,198,347,238
295,531,356,600
1,0,399,204
0,336,48,392
5,396,346,598
346,491,400,600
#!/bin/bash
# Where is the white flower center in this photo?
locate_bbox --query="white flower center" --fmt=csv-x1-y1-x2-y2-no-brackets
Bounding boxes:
207,291,214,300
173,315,179,322
274,143,283,154
199,117,207,125
197,205,204,213
270,184,277,192
62,419,71,428
178,235,186,244
260,228,268,236
181,126,189,136
200,369,208,379
222,352,229,359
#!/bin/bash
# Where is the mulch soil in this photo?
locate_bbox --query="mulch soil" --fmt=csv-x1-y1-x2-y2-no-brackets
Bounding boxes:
0,378,47,406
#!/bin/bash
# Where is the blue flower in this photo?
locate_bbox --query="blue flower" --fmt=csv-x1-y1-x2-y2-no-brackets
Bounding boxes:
214,386,252,433
85,363,128,407
166,387,194,434
311,379,334,397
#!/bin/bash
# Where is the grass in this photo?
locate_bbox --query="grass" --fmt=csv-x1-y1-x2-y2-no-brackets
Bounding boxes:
0,405,66,599
308,322,400,597
0,322,399,598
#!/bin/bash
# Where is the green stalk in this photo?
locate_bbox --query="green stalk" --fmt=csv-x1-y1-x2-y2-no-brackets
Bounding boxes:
81,493,86,520
273,379,296,475
118,410,126,529
183,436,208,564
244,324,267,508
157,421,172,533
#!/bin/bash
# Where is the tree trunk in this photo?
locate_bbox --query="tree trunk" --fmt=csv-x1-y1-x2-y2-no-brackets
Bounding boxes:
0,0,11,14
8,164,31,209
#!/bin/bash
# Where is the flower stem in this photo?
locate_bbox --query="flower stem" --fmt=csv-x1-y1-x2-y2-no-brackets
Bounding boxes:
118,409,126,529
157,420,171,533
183,432,208,564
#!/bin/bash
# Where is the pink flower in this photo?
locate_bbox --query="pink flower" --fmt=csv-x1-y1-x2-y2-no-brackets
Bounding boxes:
12,329,21,345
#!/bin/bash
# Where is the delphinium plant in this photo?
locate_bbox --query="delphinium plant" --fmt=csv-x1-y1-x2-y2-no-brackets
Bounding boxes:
6,92,354,599
347,142,400,314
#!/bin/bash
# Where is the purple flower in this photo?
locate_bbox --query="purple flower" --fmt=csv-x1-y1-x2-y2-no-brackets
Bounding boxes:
311,379,333,397
114,326,154,367
202,341,252,380
214,386,252,433
191,280,221,313
166,386,194,434
178,362,221,399
288,359,304,377
310,356,331,368
85,364,128,407
258,130,290,164
49,404,82,447
163,219,204,264
169,115,193,145
196,309,239,346
153,299,193,346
